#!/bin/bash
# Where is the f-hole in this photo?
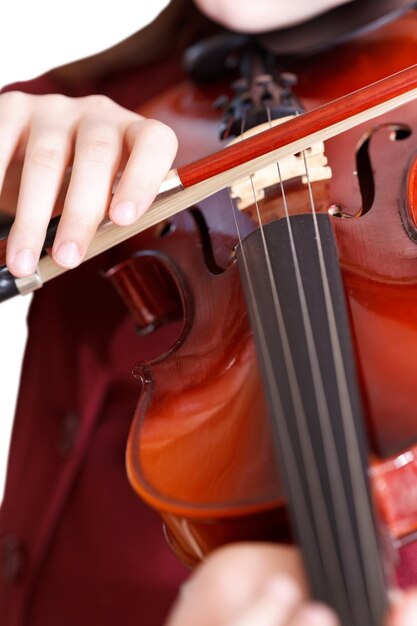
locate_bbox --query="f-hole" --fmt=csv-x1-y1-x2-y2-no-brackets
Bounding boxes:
355,123,411,216
189,207,234,274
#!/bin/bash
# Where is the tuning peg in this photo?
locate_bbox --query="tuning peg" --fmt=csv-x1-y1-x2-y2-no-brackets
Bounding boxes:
279,72,298,91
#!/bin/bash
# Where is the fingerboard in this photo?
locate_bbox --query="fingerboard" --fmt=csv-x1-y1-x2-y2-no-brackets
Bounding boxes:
237,214,387,626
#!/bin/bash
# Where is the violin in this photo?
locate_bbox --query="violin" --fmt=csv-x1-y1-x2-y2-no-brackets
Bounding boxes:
2,2,417,625
110,9,417,624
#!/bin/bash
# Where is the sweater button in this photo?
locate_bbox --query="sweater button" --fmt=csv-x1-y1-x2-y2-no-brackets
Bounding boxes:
1,535,26,582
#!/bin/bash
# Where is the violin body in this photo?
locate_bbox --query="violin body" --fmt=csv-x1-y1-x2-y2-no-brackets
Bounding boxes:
107,12,417,567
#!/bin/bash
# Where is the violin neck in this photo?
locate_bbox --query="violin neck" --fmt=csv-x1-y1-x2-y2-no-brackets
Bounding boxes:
237,213,387,626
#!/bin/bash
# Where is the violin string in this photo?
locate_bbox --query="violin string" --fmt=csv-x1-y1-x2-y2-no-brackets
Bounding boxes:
279,169,369,621
247,98,376,620
301,148,385,619
227,187,325,586
267,114,371,618
234,103,348,612
249,105,362,616
226,111,327,588
229,100,376,618
225,82,384,619
247,172,352,614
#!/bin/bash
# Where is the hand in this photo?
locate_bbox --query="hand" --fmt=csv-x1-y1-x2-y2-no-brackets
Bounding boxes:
0,91,178,277
165,543,417,626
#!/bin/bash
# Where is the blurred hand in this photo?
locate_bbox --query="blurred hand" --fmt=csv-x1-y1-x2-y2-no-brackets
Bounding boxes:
165,543,417,626
0,91,178,277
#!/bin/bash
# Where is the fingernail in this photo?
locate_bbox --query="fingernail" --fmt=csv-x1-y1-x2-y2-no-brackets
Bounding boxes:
54,242,81,267
12,249,36,275
110,201,137,225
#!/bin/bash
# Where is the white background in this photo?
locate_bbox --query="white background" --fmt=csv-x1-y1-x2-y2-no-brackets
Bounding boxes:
0,1,169,502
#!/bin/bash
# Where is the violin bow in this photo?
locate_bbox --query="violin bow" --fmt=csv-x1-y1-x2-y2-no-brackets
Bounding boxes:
2,61,417,301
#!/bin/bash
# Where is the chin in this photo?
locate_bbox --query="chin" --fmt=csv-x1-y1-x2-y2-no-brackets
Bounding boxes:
193,0,353,34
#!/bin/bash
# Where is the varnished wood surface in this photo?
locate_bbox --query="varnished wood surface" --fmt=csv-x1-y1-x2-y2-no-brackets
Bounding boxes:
118,12,417,563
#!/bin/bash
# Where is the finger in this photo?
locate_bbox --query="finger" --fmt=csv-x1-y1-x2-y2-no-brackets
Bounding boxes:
287,603,340,626
388,590,417,626
166,544,307,626
0,92,30,192
6,124,73,277
109,118,178,225
52,120,122,268
228,576,302,626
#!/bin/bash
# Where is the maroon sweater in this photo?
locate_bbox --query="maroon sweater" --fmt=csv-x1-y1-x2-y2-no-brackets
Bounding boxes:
0,58,189,626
